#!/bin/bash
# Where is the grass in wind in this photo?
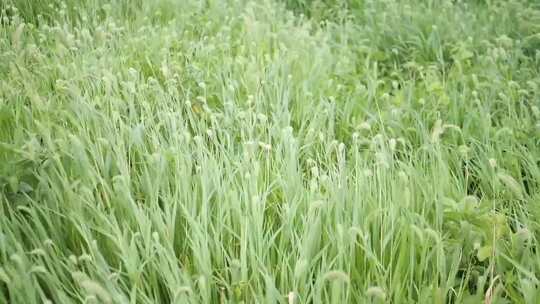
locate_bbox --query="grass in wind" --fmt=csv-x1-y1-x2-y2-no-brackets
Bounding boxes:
1,0,540,303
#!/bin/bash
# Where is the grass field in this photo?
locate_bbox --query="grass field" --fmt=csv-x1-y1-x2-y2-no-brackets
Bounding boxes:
1,0,540,303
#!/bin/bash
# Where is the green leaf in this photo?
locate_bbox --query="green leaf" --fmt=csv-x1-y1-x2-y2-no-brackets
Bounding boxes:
477,245,492,262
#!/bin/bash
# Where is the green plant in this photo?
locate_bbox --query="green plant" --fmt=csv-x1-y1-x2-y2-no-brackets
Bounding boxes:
1,0,539,303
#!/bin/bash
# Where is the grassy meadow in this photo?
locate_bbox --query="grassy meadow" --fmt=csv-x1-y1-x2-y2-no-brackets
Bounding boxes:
1,0,540,303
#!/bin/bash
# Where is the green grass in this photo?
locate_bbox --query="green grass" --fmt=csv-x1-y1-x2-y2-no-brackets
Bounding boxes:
1,0,540,303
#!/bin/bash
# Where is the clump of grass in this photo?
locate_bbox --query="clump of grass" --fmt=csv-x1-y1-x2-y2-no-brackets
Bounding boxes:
1,0,540,303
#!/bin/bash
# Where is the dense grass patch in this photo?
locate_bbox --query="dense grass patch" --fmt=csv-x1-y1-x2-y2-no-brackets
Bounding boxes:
1,0,540,303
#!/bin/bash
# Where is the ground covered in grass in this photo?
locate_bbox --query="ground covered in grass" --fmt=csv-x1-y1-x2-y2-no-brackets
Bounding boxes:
1,0,540,303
